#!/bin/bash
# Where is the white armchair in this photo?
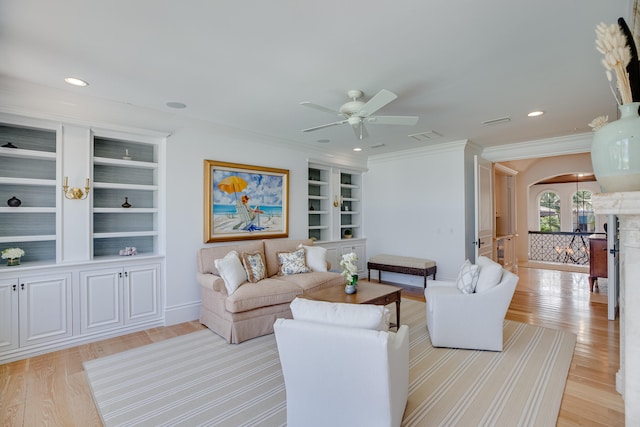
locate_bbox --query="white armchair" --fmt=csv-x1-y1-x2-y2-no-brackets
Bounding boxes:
274,313,409,427
425,268,518,351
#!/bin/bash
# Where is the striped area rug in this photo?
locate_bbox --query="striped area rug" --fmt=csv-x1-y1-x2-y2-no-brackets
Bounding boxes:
84,299,575,427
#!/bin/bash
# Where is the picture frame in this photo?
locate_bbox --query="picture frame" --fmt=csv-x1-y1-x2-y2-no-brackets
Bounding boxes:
204,160,289,242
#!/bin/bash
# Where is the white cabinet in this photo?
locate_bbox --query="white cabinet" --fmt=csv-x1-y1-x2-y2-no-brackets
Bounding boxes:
0,113,166,363
80,263,161,334
321,239,366,275
0,279,18,351
0,272,72,352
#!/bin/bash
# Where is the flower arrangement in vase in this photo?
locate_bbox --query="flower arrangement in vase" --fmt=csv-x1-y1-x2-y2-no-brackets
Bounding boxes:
589,19,640,192
2,247,25,266
340,252,358,294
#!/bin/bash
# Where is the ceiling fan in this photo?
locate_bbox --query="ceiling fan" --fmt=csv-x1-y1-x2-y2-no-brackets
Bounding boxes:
300,89,418,140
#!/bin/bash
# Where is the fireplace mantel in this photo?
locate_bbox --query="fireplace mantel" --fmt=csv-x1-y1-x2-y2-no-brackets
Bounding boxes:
592,191,640,426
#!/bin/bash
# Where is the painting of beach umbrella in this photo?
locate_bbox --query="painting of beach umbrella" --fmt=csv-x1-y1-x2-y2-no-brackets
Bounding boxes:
217,175,247,200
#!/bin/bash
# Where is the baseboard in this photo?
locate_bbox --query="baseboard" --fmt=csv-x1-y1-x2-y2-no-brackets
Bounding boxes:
164,301,201,325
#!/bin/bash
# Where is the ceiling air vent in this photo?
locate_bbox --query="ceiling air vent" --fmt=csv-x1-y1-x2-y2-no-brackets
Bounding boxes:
408,130,442,141
370,143,386,149
482,116,511,126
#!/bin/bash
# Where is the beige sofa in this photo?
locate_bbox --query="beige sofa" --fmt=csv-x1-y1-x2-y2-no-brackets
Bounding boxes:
196,238,344,343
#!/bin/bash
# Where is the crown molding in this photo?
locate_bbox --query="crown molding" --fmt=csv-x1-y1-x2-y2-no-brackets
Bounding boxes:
481,133,591,162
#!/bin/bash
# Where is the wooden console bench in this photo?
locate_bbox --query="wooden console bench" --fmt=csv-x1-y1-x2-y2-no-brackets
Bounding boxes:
367,254,437,289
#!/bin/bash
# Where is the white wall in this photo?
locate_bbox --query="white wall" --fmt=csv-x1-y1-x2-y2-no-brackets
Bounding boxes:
363,142,469,285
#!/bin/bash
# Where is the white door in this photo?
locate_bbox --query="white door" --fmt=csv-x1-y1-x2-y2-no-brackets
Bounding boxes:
474,156,494,260
607,215,620,320
20,273,72,347
124,264,161,324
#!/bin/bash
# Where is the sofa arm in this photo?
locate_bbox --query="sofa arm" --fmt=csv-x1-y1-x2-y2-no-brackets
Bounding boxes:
196,272,227,294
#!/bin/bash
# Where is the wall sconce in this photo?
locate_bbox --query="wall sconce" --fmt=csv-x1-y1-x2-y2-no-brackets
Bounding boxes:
63,177,91,200
333,195,344,208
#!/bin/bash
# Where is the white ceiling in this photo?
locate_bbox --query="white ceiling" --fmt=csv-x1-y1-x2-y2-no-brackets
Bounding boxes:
0,0,632,157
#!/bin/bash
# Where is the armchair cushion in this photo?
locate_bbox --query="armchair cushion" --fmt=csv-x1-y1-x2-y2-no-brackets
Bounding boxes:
290,297,390,331
456,259,479,294
475,256,503,293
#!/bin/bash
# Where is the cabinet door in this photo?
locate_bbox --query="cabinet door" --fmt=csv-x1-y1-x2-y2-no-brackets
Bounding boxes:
0,279,19,351
341,243,366,273
19,273,72,347
124,263,160,324
80,268,123,333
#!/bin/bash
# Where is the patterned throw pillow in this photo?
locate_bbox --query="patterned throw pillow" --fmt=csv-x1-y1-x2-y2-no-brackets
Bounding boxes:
242,252,267,283
456,259,480,294
277,248,311,275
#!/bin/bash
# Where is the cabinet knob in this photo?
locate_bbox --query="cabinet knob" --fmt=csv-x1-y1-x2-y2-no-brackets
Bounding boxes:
119,272,123,278
125,271,128,278
20,283,24,290
12,284,16,291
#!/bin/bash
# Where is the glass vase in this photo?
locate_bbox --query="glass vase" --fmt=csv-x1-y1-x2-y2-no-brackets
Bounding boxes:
591,102,640,192
7,258,20,266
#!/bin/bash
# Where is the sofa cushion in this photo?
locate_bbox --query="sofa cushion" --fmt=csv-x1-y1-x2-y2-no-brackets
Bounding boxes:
290,297,390,331
214,250,247,295
225,278,302,313
299,244,328,272
277,248,311,275
456,259,479,294
242,251,267,283
276,271,344,292
198,240,264,275
475,256,503,293
263,238,313,277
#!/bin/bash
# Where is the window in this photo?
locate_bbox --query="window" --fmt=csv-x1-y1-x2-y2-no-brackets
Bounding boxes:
539,191,560,232
572,190,594,232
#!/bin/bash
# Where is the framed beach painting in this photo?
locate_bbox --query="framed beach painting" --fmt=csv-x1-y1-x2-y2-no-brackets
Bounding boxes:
204,160,289,242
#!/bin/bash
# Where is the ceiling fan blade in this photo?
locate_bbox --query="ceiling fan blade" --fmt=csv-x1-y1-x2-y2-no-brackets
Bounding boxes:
366,115,419,126
357,89,398,117
352,122,369,140
302,119,348,132
300,101,343,117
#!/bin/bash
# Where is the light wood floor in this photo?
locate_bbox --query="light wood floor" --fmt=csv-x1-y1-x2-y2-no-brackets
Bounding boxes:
0,267,624,426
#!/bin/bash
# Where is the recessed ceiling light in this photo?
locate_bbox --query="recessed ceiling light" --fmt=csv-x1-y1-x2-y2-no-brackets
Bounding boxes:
64,77,88,87
353,147,362,152
166,101,187,109
528,110,544,117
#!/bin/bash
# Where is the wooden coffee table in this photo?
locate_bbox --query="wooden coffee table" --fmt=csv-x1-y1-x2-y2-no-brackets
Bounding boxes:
303,281,402,329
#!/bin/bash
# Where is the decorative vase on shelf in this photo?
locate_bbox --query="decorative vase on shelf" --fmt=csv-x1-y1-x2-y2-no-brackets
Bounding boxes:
591,102,640,192
7,258,20,266
122,197,131,208
7,196,21,207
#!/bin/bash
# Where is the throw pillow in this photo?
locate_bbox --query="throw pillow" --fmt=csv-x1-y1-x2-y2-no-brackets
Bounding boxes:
298,244,328,272
214,251,247,295
277,248,310,275
242,251,267,283
475,256,503,293
456,259,479,294
290,297,390,331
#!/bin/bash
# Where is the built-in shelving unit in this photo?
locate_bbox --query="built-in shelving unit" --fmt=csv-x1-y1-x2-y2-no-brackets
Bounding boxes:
92,136,160,258
308,166,331,242
0,114,166,363
339,171,361,239
0,123,58,263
